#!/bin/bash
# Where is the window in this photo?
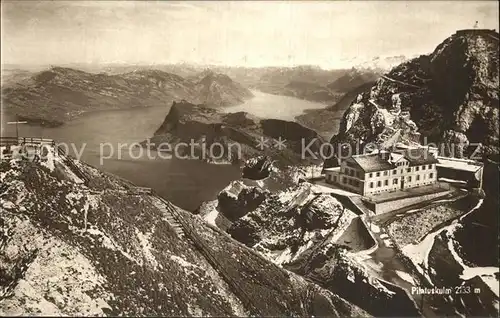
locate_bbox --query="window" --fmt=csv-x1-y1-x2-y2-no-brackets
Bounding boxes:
348,179,352,185
370,182,374,188
393,170,397,175
377,181,381,187
376,172,380,177
407,168,411,172
407,176,412,182
422,165,426,170
393,178,398,184
333,176,337,182
416,166,419,171
384,180,388,186
356,171,361,178
369,173,373,178
343,177,346,184
428,164,432,169
401,169,403,174
429,173,434,178
383,171,388,176
416,175,420,181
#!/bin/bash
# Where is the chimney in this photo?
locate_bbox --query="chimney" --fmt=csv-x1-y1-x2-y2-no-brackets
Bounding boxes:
378,150,390,161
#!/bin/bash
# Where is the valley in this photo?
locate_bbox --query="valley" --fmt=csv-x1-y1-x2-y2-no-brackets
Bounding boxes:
1,2,499,315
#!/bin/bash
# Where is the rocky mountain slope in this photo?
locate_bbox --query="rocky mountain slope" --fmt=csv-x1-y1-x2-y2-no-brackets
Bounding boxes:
199,180,421,317
0,146,369,316
1,67,253,127
326,29,499,165
143,100,325,166
296,81,377,138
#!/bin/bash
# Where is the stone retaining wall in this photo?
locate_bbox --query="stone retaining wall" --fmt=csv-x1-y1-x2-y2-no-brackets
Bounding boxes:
372,189,453,214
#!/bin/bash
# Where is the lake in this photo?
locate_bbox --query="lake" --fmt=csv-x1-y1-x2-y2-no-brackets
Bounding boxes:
1,91,328,210
220,90,328,121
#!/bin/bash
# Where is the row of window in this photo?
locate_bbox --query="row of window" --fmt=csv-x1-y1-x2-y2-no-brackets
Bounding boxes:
369,173,434,188
367,164,434,178
342,177,360,187
366,180,436,194
343,167,361,178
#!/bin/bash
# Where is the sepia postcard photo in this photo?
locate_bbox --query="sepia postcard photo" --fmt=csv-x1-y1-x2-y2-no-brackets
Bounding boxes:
1,1,499,317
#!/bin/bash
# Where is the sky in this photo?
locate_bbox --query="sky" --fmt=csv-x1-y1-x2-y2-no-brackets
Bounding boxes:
1,1,499,69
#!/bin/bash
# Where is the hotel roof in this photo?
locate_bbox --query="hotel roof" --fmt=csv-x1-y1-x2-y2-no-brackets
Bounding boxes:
399,148,439,166
347,148,439,173
348,153,395,173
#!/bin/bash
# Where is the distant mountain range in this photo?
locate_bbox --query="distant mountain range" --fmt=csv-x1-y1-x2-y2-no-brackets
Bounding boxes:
188,69,254,107
1,67,253,127
1,59,397,127
2,61,391,108
338,55,414,72
223,65,380,104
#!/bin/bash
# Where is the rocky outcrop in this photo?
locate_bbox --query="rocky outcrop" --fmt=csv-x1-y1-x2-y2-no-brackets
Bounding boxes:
295,80,378,138
144,101,325,166
227,183,357,255
0,148,369,317
201,180,417,317
287,244,421,317
325,29,499,165
1,67,253,126
241,156,276,180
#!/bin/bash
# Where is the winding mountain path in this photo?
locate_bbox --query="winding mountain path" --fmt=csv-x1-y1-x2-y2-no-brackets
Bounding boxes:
360,221,436,317
381,75,422,89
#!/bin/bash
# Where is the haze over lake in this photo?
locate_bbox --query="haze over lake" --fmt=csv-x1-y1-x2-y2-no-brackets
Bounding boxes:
220,90,329,121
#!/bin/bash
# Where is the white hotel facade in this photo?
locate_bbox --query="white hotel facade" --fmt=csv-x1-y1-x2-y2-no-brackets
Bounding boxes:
324,148,439,196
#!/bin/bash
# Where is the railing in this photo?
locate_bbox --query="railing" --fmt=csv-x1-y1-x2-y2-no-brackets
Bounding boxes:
151,190,263,316
1,135,302,315
128,186,152,195
102,171,136,190
56,145,91,185
0,136,55,147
